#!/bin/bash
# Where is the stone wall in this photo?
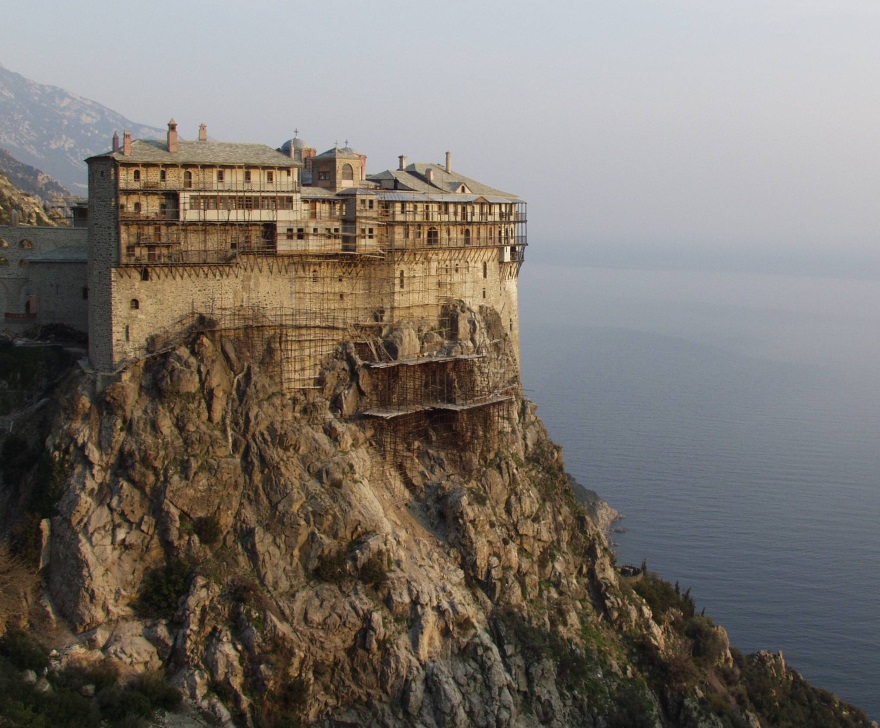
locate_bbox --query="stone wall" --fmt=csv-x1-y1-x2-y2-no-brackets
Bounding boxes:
28,261,89,332
87,158,120,369
102,248,520,388
0,224,88,334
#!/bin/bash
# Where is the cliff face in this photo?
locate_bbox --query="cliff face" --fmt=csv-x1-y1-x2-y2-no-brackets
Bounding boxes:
1,308,874,727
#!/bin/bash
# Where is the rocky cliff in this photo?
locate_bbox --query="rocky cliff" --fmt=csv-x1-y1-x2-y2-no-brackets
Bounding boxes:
0,310,874,727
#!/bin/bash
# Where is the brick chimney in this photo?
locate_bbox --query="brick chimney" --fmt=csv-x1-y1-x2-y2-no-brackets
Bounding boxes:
398,155,407,171
167,119,178,153
445,151,452,173
123,130,132,156
112,131,120,153
198,123,207,142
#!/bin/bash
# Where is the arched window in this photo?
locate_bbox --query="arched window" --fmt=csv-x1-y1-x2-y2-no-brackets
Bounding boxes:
341,164,354,181
0,257,8,266
141,267,150,281
399,270,405,289
19,260,29,268
0,238,7,248
133,170,141,182
184,170,193,189
130,299,140,310
426,227,439,246
463,229,471,246
20,239,33,249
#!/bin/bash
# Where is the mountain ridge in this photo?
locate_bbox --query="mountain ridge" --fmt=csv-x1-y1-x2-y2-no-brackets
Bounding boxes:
0,63,164,194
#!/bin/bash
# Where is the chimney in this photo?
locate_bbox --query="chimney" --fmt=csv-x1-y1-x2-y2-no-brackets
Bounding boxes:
426,168,434,183
123,130,132,156
112,131,120,153
445,151,452,173
359,153,367,179
167,118,178,153
198,123,207,142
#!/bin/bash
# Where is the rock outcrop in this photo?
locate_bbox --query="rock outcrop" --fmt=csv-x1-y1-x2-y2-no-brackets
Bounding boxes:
1,307,874,727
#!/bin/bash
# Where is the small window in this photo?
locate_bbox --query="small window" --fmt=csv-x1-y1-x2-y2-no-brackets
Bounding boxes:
318,171,330,181
19,260,29,268
266,171,274,183
133,170,141,182
244,170,252,183
130,299,140,309
217,170,225,183
464,229,471,246
160,169,166,182
286,228,294,240
0,238,7,248
399,270,405,289
427,227,438,246
82,286,89,300
482,289,486,299
297,228,304,240
312,269,318,283
0,257,8,266
341,164,354,181
483,261,488,279
368,199,375,210
124,325,130,342
20,239,33,249
184,170,193,189
133,202,141,213
141,268,150,281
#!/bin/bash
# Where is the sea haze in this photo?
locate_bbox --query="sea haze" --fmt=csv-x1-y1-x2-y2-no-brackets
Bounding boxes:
519,264,880,720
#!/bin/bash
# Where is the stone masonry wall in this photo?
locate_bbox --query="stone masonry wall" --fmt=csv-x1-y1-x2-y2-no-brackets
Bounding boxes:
0,224,88,333
104,248,520,387
88,158,120,369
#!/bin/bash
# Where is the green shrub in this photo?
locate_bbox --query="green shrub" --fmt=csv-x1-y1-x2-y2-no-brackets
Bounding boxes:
227,574,269,611
255,677,307,728
608,683,658,728
193,515,222,546
0,628,48,673
135,557,191,619
685,615,725,664
357,552,388,587
632,573,695,622
314,550,348,583
130,671,181,711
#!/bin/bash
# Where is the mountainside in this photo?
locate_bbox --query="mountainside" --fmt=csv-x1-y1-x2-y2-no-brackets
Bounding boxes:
0,166,56,226
0,147,71,207
0,62,164,195
0,311,873,728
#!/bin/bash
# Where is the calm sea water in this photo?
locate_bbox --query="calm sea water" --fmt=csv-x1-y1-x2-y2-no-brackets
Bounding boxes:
519,264,880,720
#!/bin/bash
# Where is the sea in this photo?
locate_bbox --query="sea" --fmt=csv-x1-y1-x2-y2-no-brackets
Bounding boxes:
519,263,880,721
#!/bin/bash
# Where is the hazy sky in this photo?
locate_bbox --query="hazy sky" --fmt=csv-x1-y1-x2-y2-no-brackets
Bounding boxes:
6,1,880,272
